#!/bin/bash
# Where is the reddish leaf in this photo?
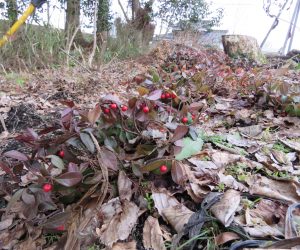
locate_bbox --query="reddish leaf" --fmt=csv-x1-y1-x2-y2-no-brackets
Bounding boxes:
146,89,163,101
0,161,18,181
54,172,82,187
42,211,71,229
68,162,79,172
16,128,39,143
102,94,122,105
170,125,189,142
100,148,119,171
3,150,28,161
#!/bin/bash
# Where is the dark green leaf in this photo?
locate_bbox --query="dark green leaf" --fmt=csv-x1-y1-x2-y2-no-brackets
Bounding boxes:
47,155,64,169
80,132,95,153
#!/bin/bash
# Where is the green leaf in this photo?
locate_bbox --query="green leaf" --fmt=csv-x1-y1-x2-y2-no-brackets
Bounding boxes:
80,132,95,153
47,155,64,169
175,137,204,160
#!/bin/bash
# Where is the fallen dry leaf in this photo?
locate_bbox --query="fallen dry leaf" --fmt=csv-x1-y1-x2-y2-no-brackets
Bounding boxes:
210,189,240,227
118,171,133,201
246,175,300,204
108,241,137,250
143,216,166,250
98,200,139,247
215,232,240,246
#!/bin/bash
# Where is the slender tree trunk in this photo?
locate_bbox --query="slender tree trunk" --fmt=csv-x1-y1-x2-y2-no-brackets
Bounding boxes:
132,0,140,20
6,0,18,25
97,0,109,44
65,0,82,42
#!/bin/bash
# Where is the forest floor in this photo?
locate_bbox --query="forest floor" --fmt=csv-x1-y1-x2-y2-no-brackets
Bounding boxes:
0,41,300,250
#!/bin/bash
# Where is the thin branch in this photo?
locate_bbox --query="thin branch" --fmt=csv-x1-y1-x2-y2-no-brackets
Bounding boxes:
88,0,99,67
118,0,130,22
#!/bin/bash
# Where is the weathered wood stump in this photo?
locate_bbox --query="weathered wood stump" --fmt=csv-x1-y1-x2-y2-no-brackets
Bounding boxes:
222,35,267,64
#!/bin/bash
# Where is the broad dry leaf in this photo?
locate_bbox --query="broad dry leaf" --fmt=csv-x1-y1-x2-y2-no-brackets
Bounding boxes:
280,138,300,153
152,189,181,216
152,188,194,233
118,171,133,201
211,151,241,168
210,189,240,227
171,161,191,186
247,175,300,204
99,200,139,247
109,241,137,250
143,216,166,250
0,217,13,231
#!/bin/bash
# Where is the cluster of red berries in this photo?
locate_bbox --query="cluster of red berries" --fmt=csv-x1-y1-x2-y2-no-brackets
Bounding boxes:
103,103,128,114
181,114,196,124
161,92,176,100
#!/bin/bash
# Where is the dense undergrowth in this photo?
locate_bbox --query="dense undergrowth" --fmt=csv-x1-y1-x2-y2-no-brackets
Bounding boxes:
0,43,300,249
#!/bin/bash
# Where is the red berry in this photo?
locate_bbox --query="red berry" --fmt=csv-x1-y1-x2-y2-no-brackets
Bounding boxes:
121,105,128,111
56,225,65,231
182,117,188,123
104,108,110,114
160,165,168,173
110,103,117,110
43,183,53,193
143,106,149,113
58,150,65,158
161,94,166,99
192,114,196,120
165,93,171,99
171,93,177,99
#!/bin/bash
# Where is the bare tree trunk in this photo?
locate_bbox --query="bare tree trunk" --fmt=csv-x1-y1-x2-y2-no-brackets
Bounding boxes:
65,0,82,43
5,0,18,25
132,0,140,20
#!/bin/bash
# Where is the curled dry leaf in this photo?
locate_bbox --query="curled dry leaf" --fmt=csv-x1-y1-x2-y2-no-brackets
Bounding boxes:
246,175,300,204
210,189,241,227
162,205,194,233
243,225,284,237
118,171,133,201
285,203,300,239
98,200,139,247
143,216,166,250
215,232,240,246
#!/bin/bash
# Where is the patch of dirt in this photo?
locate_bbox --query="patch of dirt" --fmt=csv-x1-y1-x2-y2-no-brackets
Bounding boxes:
3,103,43,132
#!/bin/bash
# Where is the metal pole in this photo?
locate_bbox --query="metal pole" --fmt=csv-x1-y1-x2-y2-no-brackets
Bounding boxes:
282,0,300,54
260,0,290,48
287,0,300,52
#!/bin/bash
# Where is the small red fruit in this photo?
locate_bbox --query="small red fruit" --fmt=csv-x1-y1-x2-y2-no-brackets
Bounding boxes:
104,108,110,114
171,93,177,99
43,183,53,193
143,106,149,113
165,93,171,99
110,103,117,110
182,117,188,123
56,225,65,231
161,94,166,99
160,165,168,173
57,150,65,158
192,114,196,120
121,105,128,111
